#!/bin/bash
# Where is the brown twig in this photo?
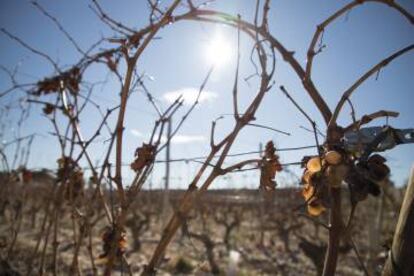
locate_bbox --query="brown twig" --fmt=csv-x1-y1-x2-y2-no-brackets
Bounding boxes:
344,110,399,132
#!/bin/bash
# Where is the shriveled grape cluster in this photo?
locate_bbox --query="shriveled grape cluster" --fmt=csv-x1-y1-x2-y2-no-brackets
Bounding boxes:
301,149,389,216
260,141,282,193
33,67,82,96
99,226,127,261
57,157,85,201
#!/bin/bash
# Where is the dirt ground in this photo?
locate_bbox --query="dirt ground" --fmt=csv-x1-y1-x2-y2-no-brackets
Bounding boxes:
0,184,404,275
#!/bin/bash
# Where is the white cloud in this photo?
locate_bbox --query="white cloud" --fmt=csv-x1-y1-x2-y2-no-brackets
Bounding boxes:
130,129,144,137
163,135,206,144
130,129,205,144
162,88,217,105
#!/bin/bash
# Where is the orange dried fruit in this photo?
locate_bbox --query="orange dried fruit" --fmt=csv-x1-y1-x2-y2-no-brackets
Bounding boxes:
325,151,342,165
302,170,313,184
302,183,315,202
306,157,322,173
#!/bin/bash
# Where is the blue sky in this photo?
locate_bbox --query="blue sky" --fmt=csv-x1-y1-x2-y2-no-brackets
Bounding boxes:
1,0,413,188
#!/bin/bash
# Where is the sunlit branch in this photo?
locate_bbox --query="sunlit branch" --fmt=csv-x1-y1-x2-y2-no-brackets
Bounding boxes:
247,123,290,136
330,44,414,127
344,110,399,132
305,0,414,81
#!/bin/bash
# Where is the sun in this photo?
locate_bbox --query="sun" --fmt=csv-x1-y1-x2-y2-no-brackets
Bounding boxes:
205,34,233,67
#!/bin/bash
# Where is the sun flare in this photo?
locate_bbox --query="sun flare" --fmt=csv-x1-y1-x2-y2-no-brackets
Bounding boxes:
205,34,233,67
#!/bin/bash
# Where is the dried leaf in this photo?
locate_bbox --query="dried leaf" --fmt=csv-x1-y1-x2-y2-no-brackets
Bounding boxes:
34,67,81,96
130,143,156,172
307,202,326,216
22,168,33,183
367,155,390,181
42,103,55,115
